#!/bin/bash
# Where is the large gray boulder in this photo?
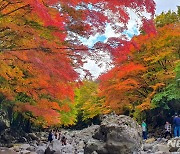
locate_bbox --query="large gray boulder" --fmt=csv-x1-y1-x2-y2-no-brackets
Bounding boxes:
84,114,142,154
152,144,170,153
168,138,180,152
0,110,10,132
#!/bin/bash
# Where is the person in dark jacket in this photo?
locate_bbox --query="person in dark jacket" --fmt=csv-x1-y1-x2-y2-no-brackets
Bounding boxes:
48,130,53,142
173,113,180,137
61,136,67,145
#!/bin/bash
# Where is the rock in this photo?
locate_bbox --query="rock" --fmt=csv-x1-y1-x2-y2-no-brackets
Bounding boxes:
20,144,31,150
140,151,147,154
19,137,28,143
53,151,61,154
91,151,98,154
84,139,107,154
28,133,40,141
6,143,14,148
0,129,15,144
44,146,52,154
47,140,62,153
30,140,38,147
40,136,47,141
61,144,74,153
177,148,180,152
20,150,31,154
78,140,85,149
35,146,46,154
154,152,169,154
145,138,155,144
27,146,36,152
152,144,170,153
159,138,168,143
0,110,10,132
12,146,20,152
143,143,153,151
156,138,162,142
85,114,142,154
0,149,17,154
0,128,28,145
167,138,180,152
69,125,100,144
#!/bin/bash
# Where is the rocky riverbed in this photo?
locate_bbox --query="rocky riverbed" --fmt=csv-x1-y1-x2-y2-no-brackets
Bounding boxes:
0,114,180,154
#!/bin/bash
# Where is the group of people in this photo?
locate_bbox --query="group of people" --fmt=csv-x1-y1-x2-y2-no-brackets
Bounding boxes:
48,130,67,145
142,113,180,140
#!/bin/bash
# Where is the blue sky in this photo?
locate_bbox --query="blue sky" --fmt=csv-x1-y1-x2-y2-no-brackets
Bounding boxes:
155,0,180,15
80,0,180,79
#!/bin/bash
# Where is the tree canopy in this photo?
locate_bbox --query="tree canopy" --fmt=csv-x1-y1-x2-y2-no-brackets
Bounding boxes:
3,0,176,127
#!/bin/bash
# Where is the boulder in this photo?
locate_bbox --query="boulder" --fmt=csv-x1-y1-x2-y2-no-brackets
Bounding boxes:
84,139,107,154
0,149,17,154
152,144,170,153
177,148,180,152
28,133,40,141
44,140,62,154
84,114,142,154
143,143,153,151
145,138,155,144
0,129,15,144
61,143,74,154
91,151,98,154
20,150,31,154
0,110,10,132
154,152,170,154
19,137,28,143
35,146,46,154
20,144,31,150
26,146,36,152
168,138,180,152
66,125,100,144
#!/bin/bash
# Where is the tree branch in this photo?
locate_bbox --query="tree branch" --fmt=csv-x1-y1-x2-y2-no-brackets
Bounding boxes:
0,4,30,17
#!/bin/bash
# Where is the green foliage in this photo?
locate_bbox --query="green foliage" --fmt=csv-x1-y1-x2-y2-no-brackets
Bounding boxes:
59,99,78,126
133,109,146,123
178,6,180,17
15,93,34,103
75,80,107,121
155,10,179,27
151,63,180,109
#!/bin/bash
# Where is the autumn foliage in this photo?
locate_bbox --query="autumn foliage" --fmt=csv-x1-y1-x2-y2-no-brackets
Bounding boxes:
0,0,157,127
99,17,180,115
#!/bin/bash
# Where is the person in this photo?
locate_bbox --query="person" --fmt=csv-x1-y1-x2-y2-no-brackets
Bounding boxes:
48,130,53,143
173,113,180,137
55,130,59,140
164,121,172,138
142,121,147,140
58,131,61,140
61,136,67,146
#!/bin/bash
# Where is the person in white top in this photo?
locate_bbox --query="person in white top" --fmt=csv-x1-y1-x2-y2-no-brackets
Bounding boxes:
164,121,172,138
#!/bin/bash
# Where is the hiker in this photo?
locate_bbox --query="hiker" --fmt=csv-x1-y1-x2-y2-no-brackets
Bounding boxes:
173,113,180,137
142,121,147,140
61,136,67,146
164,121,172,138
58,131,61,140
55,130,59,140
48,130,53,143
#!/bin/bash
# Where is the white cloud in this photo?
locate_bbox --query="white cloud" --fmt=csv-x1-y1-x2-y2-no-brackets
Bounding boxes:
80,1,180,79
